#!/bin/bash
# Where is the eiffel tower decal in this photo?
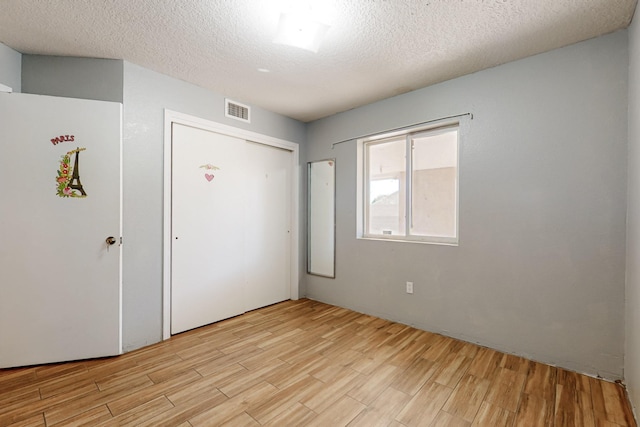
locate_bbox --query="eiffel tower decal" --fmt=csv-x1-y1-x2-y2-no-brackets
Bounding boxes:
56,147,87,198
67,147,86,196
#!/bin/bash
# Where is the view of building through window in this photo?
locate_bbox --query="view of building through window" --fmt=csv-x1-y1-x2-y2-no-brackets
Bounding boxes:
364,125,458,243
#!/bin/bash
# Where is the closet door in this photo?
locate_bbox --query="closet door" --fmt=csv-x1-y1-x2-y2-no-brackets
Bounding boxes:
171,123,246,334
244,141,292,310
170,124,293,335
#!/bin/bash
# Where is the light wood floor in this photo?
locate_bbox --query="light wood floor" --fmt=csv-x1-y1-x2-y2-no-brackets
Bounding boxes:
0,299,636,427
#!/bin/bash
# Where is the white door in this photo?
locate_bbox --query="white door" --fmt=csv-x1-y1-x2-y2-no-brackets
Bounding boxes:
171,124,246,334
244,141,291,310
171,124,292,334
0,92,122,368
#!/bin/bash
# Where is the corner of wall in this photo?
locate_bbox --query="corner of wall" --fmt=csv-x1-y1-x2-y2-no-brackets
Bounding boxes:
626,4,640,417
0,42,21,92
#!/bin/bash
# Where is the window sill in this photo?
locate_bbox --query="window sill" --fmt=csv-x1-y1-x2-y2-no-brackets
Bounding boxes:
357,235,458,246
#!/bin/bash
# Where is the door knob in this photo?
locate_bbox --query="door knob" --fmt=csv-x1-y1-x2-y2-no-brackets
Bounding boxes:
106,236,117,246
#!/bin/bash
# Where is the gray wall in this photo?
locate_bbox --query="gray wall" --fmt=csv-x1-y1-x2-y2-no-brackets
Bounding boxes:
626,10,640,413
0,43,21,92
306,31,628,380
122,62,306,351
22,55,123,102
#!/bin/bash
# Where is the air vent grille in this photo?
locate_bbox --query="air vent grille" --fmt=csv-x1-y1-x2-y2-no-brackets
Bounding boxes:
225,99,250,123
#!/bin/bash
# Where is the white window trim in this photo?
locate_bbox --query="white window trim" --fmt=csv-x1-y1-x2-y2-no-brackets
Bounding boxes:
357,119,461,246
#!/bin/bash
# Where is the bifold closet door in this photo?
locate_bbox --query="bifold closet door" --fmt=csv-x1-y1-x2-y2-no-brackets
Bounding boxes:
171,123,246,334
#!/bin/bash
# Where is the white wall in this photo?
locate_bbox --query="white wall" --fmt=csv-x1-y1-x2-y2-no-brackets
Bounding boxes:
122,62,306,351
0,43,21,92
306,31,628,380
626,8,640,413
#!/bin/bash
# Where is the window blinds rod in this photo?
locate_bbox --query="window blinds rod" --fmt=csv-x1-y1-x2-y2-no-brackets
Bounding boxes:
330,112,473,149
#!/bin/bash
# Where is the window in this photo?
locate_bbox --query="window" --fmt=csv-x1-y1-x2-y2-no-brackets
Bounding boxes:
358,124,459,244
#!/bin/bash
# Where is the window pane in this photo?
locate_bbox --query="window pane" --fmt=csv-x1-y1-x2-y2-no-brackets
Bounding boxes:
411,129,457,238
366,139,406,236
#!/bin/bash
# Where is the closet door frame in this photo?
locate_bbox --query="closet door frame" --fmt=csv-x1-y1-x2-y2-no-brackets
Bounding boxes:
162,110,300,340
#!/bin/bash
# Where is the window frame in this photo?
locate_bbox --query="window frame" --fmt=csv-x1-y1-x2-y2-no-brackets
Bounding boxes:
357,121,460,246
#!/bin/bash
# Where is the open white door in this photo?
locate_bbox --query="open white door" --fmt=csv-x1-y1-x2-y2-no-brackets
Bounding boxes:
0,92,122,368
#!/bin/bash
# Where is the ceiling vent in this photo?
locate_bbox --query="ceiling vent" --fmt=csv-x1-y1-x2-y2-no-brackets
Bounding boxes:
225,99,250,123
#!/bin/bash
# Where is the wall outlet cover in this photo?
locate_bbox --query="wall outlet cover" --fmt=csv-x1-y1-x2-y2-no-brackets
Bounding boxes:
406,281,414,294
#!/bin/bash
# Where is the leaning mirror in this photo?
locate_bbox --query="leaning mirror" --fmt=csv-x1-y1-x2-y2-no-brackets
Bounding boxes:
307,159,336,278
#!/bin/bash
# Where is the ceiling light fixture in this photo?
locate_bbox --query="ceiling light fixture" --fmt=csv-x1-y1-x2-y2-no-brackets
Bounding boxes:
272,11,330,53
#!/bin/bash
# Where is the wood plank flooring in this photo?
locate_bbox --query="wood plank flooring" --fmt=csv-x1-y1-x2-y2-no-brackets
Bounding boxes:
0,299,636,426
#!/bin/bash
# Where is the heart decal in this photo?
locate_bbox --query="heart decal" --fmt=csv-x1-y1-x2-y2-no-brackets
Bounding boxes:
205,173,214,182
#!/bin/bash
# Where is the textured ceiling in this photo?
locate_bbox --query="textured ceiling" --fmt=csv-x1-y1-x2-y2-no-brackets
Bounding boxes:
0,0,637,122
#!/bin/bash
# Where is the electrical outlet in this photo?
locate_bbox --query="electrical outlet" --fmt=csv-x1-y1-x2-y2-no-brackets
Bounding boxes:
406,281,414,294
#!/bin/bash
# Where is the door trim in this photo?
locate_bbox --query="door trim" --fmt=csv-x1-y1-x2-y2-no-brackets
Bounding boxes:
162,110,300,340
